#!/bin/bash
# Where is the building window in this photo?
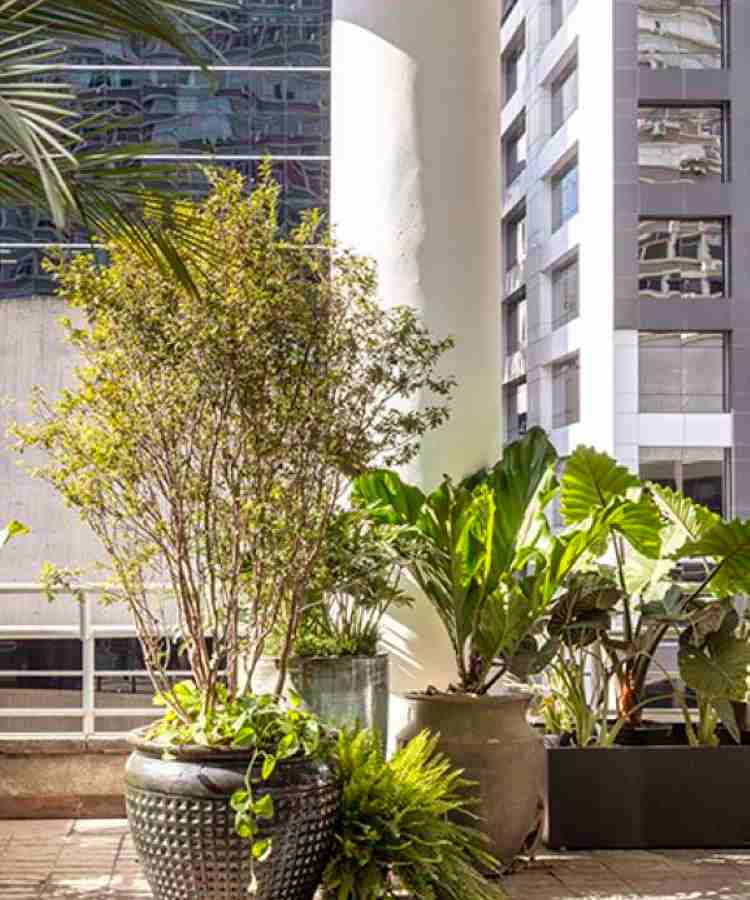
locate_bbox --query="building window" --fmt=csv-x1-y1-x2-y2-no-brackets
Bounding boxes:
506,379,528,443
552,256,579,328
551,0,578,37
506,297,528,355
505,210,527,272
551,160,578,232
638,219,725,300
638,0,724,71
551,60,578,134
552,355,580,428
503,30,526,105
640,447,727,517
639,106,723,183
504,115,527,187
638,332,727,413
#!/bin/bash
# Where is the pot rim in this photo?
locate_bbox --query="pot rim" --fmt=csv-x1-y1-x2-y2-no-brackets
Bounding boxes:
261,652,389,665
126,725,318,764
402,688,534,706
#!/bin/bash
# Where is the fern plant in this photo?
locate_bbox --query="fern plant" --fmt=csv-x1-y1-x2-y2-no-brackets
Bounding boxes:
322,729,506,900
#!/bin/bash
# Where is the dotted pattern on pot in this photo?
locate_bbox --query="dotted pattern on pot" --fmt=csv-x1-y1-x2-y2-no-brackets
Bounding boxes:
125,781,340,900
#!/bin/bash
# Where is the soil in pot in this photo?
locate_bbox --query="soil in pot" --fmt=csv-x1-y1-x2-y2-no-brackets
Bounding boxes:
398,691,545,866
124,728,341,900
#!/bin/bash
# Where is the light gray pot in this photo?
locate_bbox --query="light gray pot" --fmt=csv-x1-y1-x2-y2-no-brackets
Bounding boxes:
253,654,390,749
398,691,545,865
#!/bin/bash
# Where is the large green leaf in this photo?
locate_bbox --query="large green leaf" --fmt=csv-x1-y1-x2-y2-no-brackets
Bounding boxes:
561,446,639,525
482,427,558,572
679,635,750,700
650,483,720,553
678,519,750,598
352,470,426,527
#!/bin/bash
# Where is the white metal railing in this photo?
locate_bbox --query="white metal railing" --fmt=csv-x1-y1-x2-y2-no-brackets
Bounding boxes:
0,583,163,736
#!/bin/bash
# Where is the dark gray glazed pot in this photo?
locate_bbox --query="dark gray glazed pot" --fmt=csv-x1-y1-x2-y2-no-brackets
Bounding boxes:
255,654,390,749
124,728,341,900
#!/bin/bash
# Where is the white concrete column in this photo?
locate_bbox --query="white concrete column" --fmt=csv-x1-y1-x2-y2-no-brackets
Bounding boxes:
331,1,503,705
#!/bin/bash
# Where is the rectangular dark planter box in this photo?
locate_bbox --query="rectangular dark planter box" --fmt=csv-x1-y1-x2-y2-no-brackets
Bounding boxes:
546,745,750,849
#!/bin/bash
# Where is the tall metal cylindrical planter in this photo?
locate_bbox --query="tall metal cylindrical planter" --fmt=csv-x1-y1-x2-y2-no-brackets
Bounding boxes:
124,729,341,900
254,654,390,750
398,691,545,865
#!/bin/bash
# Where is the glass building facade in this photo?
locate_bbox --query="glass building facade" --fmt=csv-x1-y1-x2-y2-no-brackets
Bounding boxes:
0,0,332,298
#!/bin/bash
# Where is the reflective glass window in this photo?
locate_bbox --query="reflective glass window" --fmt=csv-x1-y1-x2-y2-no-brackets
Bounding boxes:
552,160,578,231
505,211,527,273
506,379,528,443
552,355,580,428
639,106,723,183
504,116,527,187
503,30,526,104
638,1,723,70
506,298,527,355
552,257,579,328
551,0,578,37
638,219,725,300
638,332,726,413
551,61,578,134
640,446,726,516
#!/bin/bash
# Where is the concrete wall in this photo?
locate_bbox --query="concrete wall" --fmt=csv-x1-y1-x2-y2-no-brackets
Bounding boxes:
331,0,503,710
0,297,101,584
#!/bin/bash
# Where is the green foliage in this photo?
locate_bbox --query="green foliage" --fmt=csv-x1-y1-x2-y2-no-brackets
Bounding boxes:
321,729,505,900
147,681,329,866
293,509,413,659
0,519,28,550
353,429,618,694
677,605,750,745
0,1,243,290
12,168,453,709
353,430,563,692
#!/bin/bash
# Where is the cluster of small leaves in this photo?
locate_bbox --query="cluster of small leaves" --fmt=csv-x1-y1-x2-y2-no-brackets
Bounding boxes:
146,681,329,865
293,510,413,659
321,729,506,900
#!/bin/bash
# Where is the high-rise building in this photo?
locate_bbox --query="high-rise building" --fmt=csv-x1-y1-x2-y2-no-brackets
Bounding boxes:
500,0,745,523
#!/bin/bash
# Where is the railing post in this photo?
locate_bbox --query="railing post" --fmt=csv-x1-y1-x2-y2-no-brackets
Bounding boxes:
80,591,95,735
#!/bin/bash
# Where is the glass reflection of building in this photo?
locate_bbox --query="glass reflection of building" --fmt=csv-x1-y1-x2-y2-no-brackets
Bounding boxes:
638,0,723,70
638,106,723,183
638,219,724,300
0,1,332,299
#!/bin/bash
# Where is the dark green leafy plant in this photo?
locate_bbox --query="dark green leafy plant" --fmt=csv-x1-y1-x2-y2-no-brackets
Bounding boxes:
294,510,412,659
321,728,506,900
353,429,645,694
555,448,750,726
146,681,330,871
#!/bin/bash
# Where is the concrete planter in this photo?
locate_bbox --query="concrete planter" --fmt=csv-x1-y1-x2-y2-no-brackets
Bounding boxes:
398,691,545,865
546,745,750,849
254,654,390,748
0,736,129,818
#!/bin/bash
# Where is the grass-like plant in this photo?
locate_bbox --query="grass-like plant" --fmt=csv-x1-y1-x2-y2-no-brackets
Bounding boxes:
321,729,506,900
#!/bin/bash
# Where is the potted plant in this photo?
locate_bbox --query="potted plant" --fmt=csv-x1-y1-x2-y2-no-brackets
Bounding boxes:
257,509,411,749
11,167,454,900
543,446,750,850
352,428,644,864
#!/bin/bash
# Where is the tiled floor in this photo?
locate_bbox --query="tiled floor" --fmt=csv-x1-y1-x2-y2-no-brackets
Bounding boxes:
2,820,750,899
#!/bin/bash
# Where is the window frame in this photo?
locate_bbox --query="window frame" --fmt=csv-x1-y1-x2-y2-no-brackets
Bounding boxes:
551,254,580,329
550,58,578,135
551,158,579,232
551,354,580,429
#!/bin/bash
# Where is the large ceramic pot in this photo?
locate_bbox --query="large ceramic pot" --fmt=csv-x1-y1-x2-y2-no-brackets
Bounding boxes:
124,728,341,900
254,654,390,749
398,691,545,865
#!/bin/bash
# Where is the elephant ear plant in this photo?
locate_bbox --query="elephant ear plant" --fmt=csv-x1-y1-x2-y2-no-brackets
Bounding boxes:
550,447,750,735
10,167,454,871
